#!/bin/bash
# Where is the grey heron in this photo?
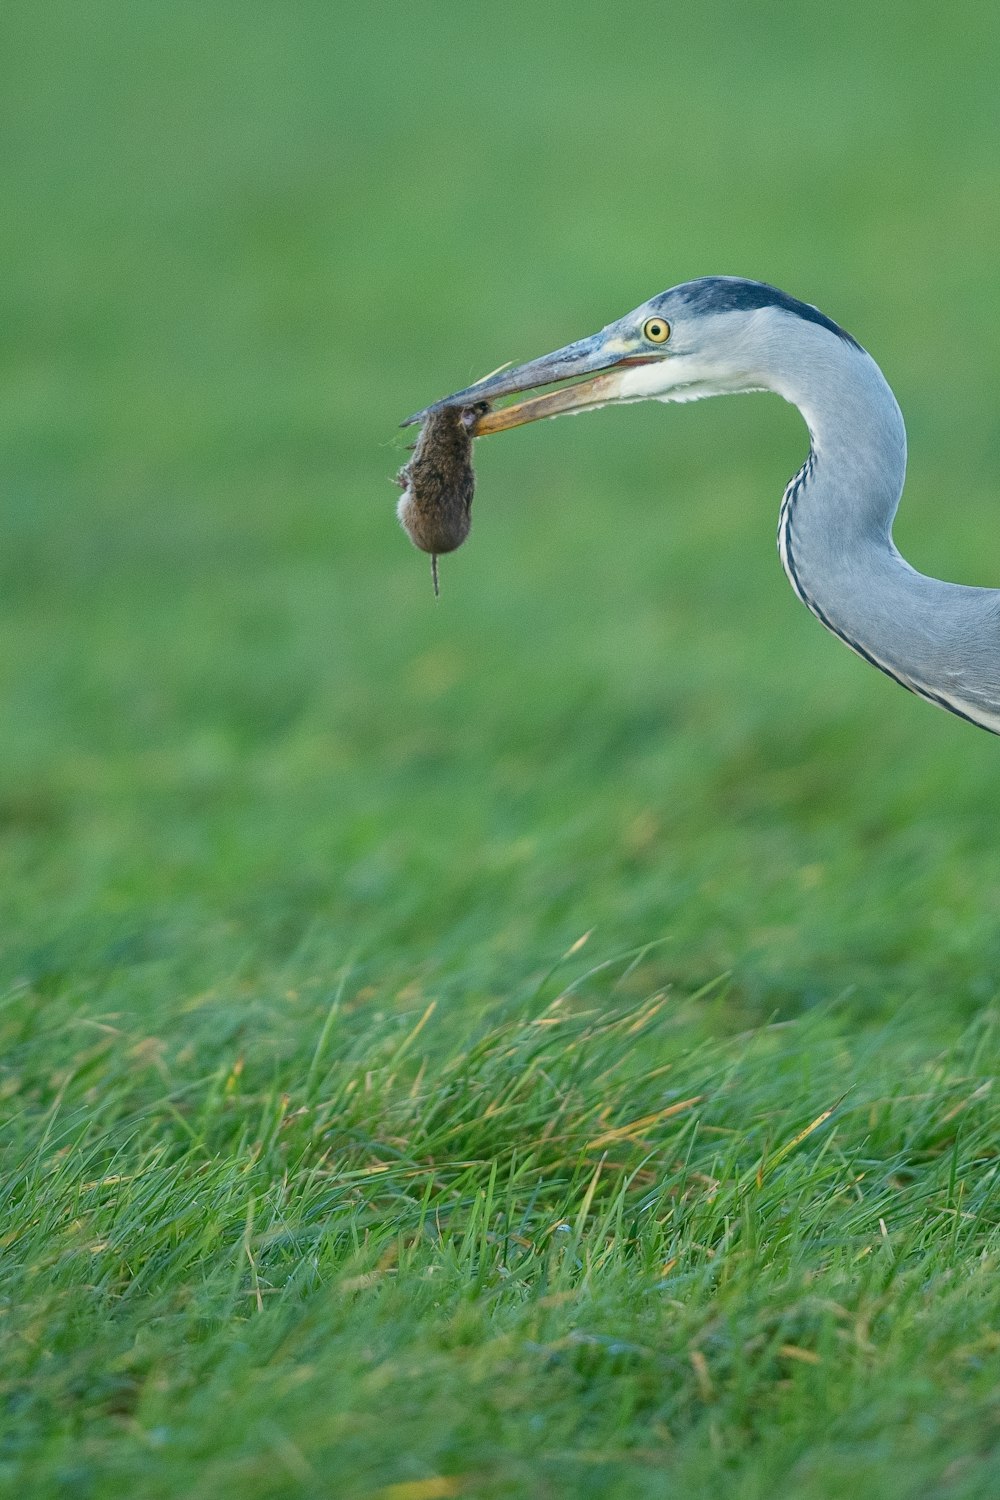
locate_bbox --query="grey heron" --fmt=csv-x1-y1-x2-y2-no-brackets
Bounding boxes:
406,278,1000,735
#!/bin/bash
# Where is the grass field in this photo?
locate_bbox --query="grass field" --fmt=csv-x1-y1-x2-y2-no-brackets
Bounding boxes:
3,2,1000,1495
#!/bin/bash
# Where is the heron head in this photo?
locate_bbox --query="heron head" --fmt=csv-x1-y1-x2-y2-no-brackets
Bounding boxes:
402,278,859,434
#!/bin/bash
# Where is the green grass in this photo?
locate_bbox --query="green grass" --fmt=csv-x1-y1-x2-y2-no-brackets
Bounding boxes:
5,979,1000,1497
3,0,1000,1494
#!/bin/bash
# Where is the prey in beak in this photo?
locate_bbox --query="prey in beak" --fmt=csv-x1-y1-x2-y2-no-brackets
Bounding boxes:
394,310,673,591
401,324,665,436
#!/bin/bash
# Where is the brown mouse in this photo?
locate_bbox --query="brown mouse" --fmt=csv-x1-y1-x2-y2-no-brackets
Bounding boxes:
395,402,487,595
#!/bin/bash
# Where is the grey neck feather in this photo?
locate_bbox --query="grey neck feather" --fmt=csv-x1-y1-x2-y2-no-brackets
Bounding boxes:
763,321,1000,735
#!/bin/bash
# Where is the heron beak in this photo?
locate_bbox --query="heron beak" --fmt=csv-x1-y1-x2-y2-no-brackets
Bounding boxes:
402,331,661,435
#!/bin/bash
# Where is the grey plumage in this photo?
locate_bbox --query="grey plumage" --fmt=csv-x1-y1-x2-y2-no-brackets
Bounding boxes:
663,276,861,350
410,277,1000,735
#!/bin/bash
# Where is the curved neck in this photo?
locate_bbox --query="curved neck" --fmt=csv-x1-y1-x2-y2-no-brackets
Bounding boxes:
766,327,1000,734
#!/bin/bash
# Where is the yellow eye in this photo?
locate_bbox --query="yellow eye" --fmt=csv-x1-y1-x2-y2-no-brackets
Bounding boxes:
642,317,671,344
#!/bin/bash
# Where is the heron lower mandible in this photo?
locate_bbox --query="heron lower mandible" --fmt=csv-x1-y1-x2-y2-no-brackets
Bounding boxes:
406,277,1000,736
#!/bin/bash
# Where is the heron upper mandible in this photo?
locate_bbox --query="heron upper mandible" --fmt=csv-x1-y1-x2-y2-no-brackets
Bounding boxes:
406,277,1000,736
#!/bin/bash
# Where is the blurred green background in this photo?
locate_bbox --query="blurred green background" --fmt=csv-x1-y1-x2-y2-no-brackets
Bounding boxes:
3,0,999,1016
3,2,1000,1490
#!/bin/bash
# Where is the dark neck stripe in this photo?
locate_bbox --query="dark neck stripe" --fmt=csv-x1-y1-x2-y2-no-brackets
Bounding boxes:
778,459,996,735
